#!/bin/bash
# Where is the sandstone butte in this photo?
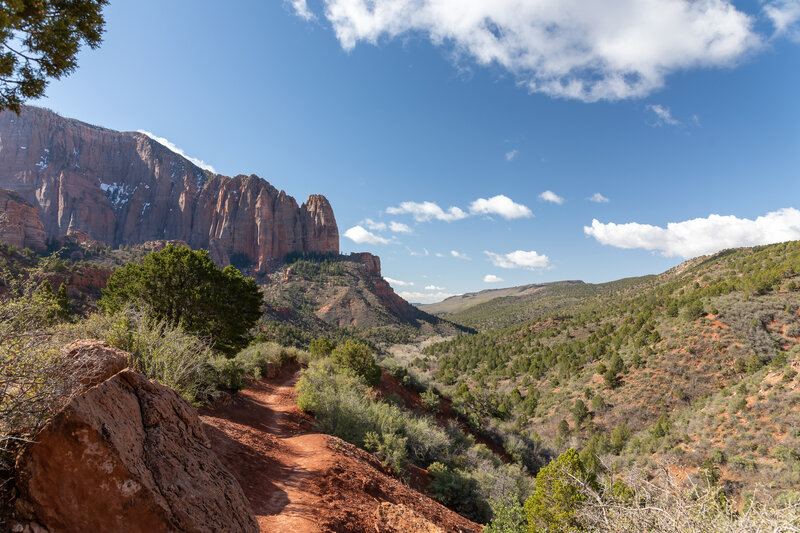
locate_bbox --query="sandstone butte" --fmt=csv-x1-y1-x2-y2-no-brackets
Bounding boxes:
0,106,338,271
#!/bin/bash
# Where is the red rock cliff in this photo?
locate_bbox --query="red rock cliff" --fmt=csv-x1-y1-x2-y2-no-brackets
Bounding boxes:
0,107,338,271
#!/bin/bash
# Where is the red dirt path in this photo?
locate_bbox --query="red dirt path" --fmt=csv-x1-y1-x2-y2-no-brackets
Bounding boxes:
200,365,480,533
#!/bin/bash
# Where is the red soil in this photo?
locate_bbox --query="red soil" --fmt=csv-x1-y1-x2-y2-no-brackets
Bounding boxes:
200,365,480,533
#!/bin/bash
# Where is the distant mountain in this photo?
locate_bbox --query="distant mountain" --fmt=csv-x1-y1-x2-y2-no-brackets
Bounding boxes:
0,106,338,272
419,280,586,314
420,278,652,331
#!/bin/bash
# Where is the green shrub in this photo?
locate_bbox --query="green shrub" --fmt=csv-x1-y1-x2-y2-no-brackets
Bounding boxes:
484,498,527,533
524,448,592,533
363,430,409,471
421,389,441,413
572,399,589,427
429,462,490,523
590,394,606,411
330,340,381,386
610,424,631,454
100,245,262,352
309,337,336,357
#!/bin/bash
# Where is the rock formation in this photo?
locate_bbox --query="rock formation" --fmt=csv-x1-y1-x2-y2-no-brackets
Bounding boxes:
0,107,338,271
12,341,258,533
0,189,46,251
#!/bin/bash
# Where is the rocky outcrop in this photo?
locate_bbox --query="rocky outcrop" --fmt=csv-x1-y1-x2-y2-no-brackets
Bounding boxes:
0,189,46,251
0,107,338,271
351,252,428,323
13,342,258,533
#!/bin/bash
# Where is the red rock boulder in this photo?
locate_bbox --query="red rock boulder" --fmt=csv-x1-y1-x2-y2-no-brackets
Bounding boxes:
13,368,258,533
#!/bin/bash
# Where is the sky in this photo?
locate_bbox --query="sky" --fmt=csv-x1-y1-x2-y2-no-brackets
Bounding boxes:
35,0,800,303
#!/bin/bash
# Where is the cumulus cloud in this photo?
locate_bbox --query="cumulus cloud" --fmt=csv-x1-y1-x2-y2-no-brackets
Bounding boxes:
425,284,445,290
484,274,504,283
137,130,216,173
764,0,800,40
362,218,387,231
505,149,518,161
485,250,550,270
398,290,457,304
387,201,468,222
584,208,800,258
389,221,412,233
539,190,564,205
409,248,429,256
385,277,414,286
293,0,761,102
290,0,315,20
343,225,391,244
589,193,610,203
647,104,681,126
470,195,533,219
451,250,470,260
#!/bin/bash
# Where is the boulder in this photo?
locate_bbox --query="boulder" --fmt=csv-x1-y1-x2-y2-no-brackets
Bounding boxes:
13,369,258,533
61,339,129,389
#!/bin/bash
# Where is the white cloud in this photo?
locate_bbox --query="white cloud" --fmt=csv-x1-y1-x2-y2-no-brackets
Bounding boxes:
470,195,533,219
385,277,414,286
362,218,387,231
435,252,444,258
647,104,681,126
294,0,761,102
764,0,800,40
485,250,550,270
387,201,468,222
399,290,457,304
136,130,216,173
584,208,800,258
451,250,470,260
389,221,412,233
343,225,391,244
539,190,564,205
425,284,445,290
290,0,315,20
505,149,518,161
483,274,504,283
409,248,429,256
589,193,610,203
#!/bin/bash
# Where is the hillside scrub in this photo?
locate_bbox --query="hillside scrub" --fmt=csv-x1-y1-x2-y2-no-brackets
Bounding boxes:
296,349,534,523
413,241,800,506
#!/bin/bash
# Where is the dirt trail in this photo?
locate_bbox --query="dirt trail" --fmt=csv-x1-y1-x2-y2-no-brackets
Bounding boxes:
200,366,329,531
200,365,481,533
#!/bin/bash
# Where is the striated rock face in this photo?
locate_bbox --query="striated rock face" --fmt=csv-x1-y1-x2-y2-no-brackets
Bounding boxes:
13,345,258,533
0,107,338,270
0,188,46,251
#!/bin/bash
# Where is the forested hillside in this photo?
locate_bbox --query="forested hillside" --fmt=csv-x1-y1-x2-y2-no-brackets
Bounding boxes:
388,241,800,502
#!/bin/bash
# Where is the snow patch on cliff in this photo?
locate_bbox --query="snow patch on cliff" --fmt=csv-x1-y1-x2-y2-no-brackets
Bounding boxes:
136,130,216,173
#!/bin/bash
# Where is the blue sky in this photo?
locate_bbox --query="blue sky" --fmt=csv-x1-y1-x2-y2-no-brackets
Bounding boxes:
36,0,800,302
